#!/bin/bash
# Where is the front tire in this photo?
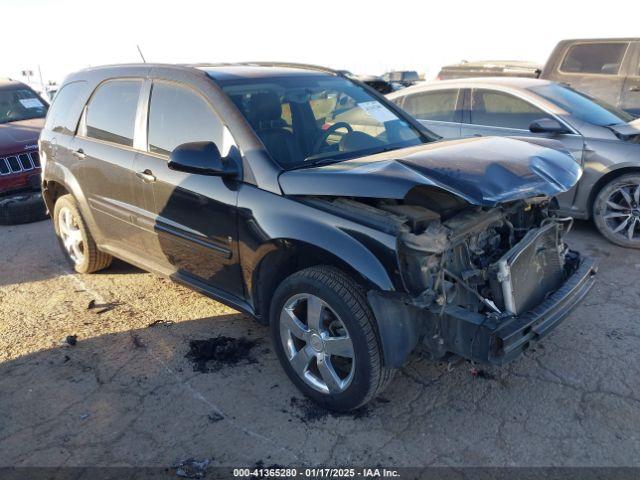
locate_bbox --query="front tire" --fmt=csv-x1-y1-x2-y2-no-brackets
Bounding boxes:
270,266,395,411
593,174,640,248
53,194,112,273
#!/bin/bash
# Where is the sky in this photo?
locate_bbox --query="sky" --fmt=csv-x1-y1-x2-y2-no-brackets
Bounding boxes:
2,0,639,87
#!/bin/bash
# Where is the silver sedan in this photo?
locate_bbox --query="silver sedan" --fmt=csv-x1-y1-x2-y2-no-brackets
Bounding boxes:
388,78,640,248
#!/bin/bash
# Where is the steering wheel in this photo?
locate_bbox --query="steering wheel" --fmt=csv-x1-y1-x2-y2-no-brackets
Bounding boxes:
312,122,353,154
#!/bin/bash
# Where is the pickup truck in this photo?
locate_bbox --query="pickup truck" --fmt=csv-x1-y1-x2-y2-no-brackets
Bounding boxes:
437,38,640,116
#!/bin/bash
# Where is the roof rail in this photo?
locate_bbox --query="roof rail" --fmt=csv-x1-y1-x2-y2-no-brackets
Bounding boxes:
190,61,344,77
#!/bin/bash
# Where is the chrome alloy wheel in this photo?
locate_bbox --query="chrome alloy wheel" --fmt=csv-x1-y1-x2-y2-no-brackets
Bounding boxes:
279,293,355,394
602,183,640,241
58,206,85,264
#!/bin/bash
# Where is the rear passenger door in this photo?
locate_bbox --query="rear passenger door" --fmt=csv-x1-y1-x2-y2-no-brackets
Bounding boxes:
133,80,244,298
75,79,146,253
395,89,462,138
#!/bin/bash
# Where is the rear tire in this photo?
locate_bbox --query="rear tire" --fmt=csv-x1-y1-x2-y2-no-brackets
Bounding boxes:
53,194,112,273
593,174,640,249
270,266,395,411
0,192,48,225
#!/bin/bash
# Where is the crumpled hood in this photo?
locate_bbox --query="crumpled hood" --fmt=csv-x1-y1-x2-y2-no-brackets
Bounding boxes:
607,119,640,140
0,118,44,156
278,136,582,206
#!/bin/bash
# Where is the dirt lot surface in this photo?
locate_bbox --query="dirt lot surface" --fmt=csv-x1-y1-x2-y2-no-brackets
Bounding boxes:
1,218,639,469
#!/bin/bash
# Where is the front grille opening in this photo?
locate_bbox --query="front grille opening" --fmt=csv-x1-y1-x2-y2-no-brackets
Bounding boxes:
0,159,9,175
31,152,41,167
18,154,33,170
7,156,21,172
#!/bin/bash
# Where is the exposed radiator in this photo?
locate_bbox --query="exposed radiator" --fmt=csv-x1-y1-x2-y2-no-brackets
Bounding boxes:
496,223,565,315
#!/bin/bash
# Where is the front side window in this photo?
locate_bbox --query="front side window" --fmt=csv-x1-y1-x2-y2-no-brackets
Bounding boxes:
219,75,429,169
530,83,634,126
560,42,628,75
148,82,224,157
85,80,142,147
402,90,459,122
0,87,48,124
470,89,550,130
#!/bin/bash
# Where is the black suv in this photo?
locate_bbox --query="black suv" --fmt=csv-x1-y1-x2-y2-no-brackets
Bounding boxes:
40,63,596,411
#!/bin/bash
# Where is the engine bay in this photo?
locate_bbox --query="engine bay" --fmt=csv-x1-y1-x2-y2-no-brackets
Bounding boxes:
303,188,578,317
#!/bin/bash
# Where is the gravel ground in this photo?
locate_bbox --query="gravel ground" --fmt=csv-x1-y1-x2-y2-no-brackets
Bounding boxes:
0,218,639,469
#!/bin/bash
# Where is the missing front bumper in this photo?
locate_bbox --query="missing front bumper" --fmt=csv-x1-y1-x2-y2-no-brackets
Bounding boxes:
368,256,598,368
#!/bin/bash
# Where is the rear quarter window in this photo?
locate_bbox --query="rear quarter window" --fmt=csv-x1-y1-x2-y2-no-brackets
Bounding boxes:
44,81,89,135
560,42,629,75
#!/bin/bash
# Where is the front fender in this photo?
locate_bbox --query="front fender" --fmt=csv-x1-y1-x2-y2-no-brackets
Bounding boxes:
237,185,400,300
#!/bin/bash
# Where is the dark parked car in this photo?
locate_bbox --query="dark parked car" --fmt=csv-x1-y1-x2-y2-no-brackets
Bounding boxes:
0,79,48,225
388,77,640,247
542,38,640,116
437,61,542,80
381,71,420,90
357,75,394,94
41,63,596,411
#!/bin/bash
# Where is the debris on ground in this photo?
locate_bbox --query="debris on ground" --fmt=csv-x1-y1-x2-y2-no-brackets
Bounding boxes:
185,336,257,373
207,411,224,423
289,397,370,423
87,299,123,314
147,319,175,328
130,333,145,349
470,368,496,380
64,335,77,346
172,458,211,479
79,413,90,420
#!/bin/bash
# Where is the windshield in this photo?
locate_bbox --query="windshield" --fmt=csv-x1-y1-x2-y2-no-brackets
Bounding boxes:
0,87,48,124
530,83,634,127
220,75,430,169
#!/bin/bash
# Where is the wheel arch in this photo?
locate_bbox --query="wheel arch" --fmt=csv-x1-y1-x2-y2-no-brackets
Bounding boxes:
588,165,640,217
250,239,394,325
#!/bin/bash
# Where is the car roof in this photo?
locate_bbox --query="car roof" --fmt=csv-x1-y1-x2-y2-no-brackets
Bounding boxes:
558,37,640,43
442,60,542,69
0,78,27,90
388,77,554,97
197,64,336,82
72,62,338,82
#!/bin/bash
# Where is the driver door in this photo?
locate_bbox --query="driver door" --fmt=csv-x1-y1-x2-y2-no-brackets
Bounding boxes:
133,80,244,297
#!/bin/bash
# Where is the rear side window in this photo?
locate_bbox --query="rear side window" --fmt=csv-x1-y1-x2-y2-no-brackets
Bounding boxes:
44,81,88,135
470,90,550,130
147,82,224,157
85,80,142,147
560,43,628,75
402,90,459,122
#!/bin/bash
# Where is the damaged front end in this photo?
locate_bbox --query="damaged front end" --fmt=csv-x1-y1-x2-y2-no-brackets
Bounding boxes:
306,190,597,368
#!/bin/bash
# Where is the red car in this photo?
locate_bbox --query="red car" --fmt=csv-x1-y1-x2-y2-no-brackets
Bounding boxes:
0,78,48,224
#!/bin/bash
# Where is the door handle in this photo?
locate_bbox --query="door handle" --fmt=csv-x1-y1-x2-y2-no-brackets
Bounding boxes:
136,170,156,183
629,86,640,92
72,149,86,159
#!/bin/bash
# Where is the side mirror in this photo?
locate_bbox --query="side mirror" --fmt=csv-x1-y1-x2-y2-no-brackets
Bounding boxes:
168,141,238,177
529,117,568,135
